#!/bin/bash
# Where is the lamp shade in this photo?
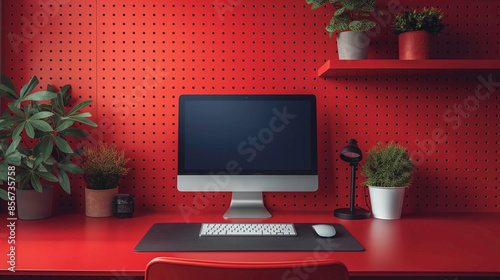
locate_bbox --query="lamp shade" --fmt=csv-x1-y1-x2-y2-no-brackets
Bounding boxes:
340,139,363,163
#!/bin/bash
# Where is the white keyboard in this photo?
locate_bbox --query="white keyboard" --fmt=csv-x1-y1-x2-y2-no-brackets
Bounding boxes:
199,223,297,237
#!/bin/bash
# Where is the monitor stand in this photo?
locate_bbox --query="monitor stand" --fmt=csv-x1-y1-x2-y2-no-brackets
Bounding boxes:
223,192,272,219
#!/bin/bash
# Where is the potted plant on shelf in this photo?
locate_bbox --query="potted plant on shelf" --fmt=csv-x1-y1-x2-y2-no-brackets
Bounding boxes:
392,7,445,60
81,142,130,218
306,0,381,60
0,73,97,220
361,142,415,219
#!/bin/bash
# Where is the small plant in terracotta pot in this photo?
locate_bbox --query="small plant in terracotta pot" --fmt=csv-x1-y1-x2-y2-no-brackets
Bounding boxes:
81,142,130,217
392,7,445,60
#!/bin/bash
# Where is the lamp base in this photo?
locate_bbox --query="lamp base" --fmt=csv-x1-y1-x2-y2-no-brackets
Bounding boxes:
334,208,371,220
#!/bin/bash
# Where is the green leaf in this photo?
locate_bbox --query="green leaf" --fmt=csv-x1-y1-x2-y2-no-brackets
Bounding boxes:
0,84,19,99
343,3,355,11
0,116,24,130
56,120,75,132
67,100,93,116
360,0,376,11
336,22,349,31
33,154,45,169
12,122,26,140
58,169,71,194
62,127,90,138
60,163,83,174
8,102,25,118
0,161,9,182
30,111,54,120
306,0,329,9
47,84,57,93
334,7,346,16
30,173,43,192
71,117,98,127
56,91,65,114
22,91,57,101
16,172,31,190
30,119,54,132
5,137,21,161
60,84,71,95
25,122,35,138
20,76,39,99
66,112,92,118
36,170,58,182
1,73,17,95
52,135,74,153
44,159,57,166
0,189,9,201
349,19,376,31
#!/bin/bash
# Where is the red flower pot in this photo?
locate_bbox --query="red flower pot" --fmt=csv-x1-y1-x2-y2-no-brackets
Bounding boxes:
398,31,431,60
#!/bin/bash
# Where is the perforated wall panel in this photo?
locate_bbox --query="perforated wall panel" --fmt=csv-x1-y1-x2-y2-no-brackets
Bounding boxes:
2,0,499,215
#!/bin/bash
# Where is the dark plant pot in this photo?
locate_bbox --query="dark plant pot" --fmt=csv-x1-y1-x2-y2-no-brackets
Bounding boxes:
336,31,370,60
16,185,54,220
112,194,135,218
399,31,431,60
85,187,119,217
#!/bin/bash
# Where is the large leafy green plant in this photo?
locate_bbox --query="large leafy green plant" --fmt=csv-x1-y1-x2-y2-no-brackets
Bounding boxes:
392,7,445,35
360,142,415,188
0,73,97,200
306,0,380,37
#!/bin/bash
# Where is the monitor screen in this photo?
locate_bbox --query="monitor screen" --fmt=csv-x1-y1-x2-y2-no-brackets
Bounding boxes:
178,94,317,175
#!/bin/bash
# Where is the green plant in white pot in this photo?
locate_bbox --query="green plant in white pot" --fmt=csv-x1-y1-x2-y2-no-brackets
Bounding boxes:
0,73,97,220
306,0,381,59
361,141,415,219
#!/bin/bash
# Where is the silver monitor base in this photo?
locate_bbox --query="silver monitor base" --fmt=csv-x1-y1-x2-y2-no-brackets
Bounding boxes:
223,192,272,219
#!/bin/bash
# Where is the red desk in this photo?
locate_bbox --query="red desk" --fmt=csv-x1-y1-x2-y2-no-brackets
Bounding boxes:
1,211,499,278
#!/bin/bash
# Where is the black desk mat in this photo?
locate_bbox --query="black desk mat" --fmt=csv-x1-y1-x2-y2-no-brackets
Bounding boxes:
134,223,364,252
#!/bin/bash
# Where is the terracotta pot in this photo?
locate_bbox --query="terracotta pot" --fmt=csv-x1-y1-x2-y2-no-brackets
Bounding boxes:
16,185,54,220
85,187,119,217
336,31,370,60
398,31,431,60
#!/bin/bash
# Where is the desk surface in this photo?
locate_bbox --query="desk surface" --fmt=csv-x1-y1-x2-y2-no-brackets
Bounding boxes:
1,211,499,277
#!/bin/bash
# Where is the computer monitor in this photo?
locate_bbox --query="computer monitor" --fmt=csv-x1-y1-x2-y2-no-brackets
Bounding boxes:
177,94,318,219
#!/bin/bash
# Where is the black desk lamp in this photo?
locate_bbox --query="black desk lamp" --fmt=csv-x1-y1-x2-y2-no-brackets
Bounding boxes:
334,139,371,220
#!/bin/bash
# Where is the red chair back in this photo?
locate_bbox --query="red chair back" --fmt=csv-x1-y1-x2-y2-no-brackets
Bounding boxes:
145,257,348,280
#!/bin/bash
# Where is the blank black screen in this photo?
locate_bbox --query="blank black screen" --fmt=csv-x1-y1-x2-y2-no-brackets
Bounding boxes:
178,95,317,175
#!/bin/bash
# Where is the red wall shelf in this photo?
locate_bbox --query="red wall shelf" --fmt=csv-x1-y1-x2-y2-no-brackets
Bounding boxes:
318,59,500,77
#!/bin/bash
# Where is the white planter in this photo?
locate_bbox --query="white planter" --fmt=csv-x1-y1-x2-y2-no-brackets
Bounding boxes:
368,186,406,220
336,31,370,60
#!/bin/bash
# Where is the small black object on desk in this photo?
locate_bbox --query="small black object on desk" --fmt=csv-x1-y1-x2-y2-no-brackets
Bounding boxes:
112,194,134,218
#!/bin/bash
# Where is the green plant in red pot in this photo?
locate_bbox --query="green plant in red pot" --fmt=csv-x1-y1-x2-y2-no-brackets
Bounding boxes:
0,73,97,220
306,0,382,60
81,142,130,218
392,7,445,60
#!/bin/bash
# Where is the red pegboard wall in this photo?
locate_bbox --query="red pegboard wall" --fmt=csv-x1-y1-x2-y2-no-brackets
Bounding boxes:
2,0,499,215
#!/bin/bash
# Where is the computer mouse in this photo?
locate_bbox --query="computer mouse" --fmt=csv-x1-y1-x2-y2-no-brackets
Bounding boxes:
312,224,336,238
